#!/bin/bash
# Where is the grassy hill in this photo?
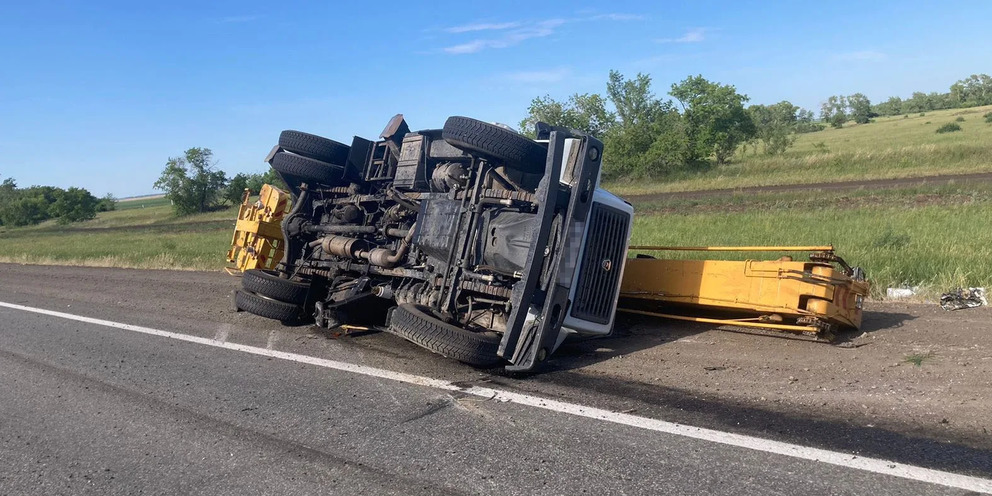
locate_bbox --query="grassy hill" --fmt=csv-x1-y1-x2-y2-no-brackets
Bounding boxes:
0,203,237,270
606,104,992,196
621,104,992,297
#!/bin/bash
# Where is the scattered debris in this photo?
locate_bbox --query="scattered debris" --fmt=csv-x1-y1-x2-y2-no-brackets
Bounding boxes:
886,287,918,299
939,287,987,311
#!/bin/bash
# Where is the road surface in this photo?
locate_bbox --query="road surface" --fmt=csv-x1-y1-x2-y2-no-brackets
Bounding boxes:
1,264,989,495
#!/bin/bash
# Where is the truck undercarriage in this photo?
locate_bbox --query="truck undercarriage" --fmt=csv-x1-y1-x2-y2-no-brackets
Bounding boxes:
235,115,633,371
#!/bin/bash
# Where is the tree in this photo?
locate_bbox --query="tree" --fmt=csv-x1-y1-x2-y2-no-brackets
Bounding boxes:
96,193,117,212
821,95,848,128
847,93,873,124
748,101,799,155
519,93,616,138
0,196,50,226
50,187,99,224
224,169,288,205
153,147,228,215
671,75,757,164
603,71,693,177
224,173,250,205
795,109,825,133
248,169,286,192
950,74,992,107
0,177,17,207
872,96,903,116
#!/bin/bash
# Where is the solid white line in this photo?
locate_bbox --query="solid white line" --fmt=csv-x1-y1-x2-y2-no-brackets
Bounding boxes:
1,300,990,494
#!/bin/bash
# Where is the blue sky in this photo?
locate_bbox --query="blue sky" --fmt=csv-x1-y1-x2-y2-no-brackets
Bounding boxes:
2,0,990,197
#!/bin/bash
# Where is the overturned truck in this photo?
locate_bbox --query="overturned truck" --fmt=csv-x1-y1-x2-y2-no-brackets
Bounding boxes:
236,115,633,371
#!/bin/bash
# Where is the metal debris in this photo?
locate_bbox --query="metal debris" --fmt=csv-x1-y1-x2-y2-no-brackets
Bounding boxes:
939,288,987,311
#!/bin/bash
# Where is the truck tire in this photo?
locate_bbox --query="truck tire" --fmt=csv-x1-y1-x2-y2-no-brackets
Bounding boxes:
442,116,547,173
278,130,350,165
235,290,305,322
271,151,344,186
387,304,504,367
241,269,310,305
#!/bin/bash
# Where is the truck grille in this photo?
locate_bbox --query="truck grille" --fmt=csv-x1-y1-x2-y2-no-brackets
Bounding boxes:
571,203,629,324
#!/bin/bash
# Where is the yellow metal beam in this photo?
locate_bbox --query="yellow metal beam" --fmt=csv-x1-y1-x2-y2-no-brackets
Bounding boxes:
629,245,835,252
618,308,820,334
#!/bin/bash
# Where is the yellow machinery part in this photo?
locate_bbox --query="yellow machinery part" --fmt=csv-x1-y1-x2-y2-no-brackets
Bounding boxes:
226,184,291,273
618,247,870,339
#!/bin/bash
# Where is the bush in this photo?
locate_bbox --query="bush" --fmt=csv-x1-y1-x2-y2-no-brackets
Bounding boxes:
919,113,926,117
935,122,962,134
984,112,992,123
955,116,966,122
50,187,99,223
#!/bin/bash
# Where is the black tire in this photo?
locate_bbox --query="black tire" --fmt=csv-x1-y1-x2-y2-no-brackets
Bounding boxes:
387,304,504,367
235,290,304,322
242,269,309,305
270,151,344,186
442,116,547,173
278,130,350,165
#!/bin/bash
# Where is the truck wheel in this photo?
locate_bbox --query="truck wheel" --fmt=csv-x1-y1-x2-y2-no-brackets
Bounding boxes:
442,116,547,173
270,151,345,186
278,130,350,165
235,290,305,322
241,269,310,305
387,304,504,367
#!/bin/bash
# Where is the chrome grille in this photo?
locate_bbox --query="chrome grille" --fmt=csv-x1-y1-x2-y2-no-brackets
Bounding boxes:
571,203,629,324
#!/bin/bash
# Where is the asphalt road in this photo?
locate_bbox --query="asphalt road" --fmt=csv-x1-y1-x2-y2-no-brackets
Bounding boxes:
1,264,990,495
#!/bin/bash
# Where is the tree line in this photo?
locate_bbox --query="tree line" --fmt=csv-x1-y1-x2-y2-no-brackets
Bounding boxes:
521,72,992,179
154,147,284,216
0,177,114,227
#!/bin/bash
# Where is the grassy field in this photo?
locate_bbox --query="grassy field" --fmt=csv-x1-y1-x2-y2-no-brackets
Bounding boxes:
1,106,989,297
630,184,992,298
116,196,171,210
605,104,992,196
0,204,237,270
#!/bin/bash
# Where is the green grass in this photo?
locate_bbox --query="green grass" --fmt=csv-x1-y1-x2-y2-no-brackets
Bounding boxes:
630,194,992,298
115,196,171,210
605,104,992,196
903,350,936,367
0,204,238,270
635,182,992,214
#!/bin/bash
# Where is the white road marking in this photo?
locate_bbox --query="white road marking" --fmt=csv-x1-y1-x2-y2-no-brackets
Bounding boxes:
1,300,990,494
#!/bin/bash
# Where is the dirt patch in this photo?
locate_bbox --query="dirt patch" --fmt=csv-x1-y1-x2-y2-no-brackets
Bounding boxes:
637,191,987,215
555,302,992,448
623,171,992,203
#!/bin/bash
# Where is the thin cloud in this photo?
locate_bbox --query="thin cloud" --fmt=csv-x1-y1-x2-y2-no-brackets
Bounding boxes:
443,19,564,54
588,13,644,21
445,22,521,33
500,67,572,84
657,27,708,43
441,14,639,55
833,50,886,61
219,15,259,24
